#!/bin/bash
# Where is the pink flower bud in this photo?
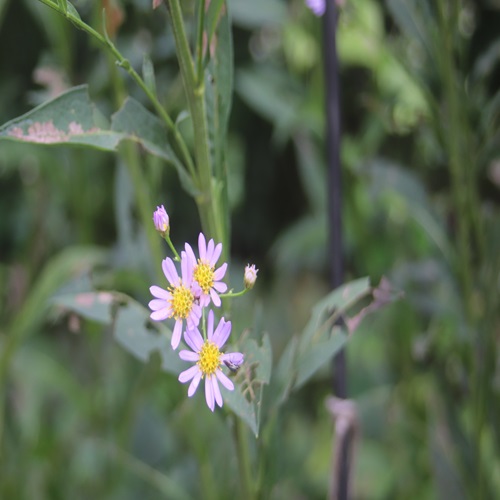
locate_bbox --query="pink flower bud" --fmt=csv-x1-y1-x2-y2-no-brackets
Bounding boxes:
244,264,258,290
153,205,169,237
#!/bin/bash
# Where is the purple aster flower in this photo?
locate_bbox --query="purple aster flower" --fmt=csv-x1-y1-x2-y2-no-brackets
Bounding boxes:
178,310,243,412
148,252,202,349
153,205,169,236
185,233,228,308
306,0,326,16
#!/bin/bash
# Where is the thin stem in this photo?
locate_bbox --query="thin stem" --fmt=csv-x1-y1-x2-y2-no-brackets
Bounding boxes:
164,234,181,261
219,289,249,299
195,0,206,85
166,0,222,249
36,0,196,178
233,417,255,500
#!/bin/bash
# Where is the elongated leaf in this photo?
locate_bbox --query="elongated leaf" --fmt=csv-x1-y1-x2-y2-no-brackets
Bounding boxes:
0,85,197,194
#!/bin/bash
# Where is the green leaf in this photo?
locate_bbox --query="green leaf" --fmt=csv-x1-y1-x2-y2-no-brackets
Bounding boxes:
0,85,197,195
142,54,157,96
223,333,272,437
293,277,372,390
51,292,184,375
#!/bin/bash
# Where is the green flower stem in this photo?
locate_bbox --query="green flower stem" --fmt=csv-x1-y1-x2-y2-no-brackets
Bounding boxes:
164,234,181,261
104,47,164,280
166,0,225,256
36,0,196,179
233,417,256,500
195,0,206,85
219,289,249,299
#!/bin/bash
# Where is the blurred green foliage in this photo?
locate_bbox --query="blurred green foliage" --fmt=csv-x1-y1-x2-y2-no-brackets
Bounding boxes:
1,0,499,498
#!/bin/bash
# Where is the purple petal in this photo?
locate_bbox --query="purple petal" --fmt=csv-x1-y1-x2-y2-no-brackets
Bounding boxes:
216,369,234,391
184,242,197,268
213,263,227,281
205,376,215,411
213,319,231,348
198,233,207,261
149,286,170,300
209,289,221,307
207,309,215,341
162,258,179,286
206,239,215,262
210,243,222,266
211,376,223,408
199,295,210,307
221,352,244,367
179,365,199,383
179,350,199,362
180,251,191,283
188,370,202,397
184,327,204,352
171,320,183,349
150,309,170,321
148,298,169,311
212,281,227,293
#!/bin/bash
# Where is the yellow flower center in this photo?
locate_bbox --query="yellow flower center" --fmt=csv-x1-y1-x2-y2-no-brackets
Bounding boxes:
169,285,194,320
197,341,221,376
193,260,215,294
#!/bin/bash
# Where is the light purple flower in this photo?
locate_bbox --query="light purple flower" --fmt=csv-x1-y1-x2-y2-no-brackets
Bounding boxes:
185,233,228,308
306,0,326,16
153,205,169,236
148,253,202,349
178,310,244,412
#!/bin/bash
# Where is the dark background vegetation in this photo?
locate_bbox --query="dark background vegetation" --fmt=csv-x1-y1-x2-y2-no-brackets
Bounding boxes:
1,0,499,498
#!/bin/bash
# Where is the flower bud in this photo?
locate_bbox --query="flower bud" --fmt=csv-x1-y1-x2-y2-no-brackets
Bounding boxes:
244,264,258,290
153,205,169,237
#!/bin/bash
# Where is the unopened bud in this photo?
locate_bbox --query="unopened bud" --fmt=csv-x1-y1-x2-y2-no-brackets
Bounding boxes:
153,205,169,237
244,264,258,290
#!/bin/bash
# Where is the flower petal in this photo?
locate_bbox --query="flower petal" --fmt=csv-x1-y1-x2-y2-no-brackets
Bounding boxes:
216,369,234,391
210,242,222,266
150,285,170,300
148,298,169,311
205,375,215,411
213,263,227,281
162,258,179,286
179,350,199,362
184,242,197,268
184,327,204,352
209,289,221,307
211,375,223,408
207,309,215,341
212,281,227,293
206,238,215,262
198,233,207,261
188,370,202,397
171,320,183,349
213,319,231,348
179,365,199,383
150,309,170,321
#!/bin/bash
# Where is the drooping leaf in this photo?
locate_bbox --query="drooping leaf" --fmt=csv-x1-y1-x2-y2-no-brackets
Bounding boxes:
0,85,197,195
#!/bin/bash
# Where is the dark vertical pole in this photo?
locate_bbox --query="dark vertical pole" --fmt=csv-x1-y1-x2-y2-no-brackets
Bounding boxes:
323,2,349,499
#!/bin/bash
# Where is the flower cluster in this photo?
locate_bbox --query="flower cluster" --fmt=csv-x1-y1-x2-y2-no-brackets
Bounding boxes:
149,206,255,411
